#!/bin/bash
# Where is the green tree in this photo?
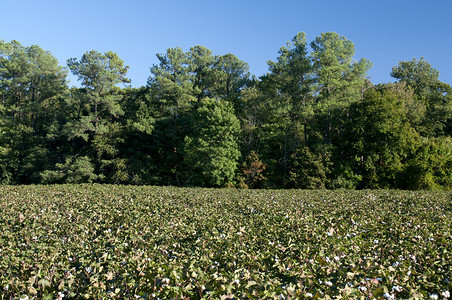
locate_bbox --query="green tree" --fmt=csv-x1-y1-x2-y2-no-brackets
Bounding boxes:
147,46,251,186
1,41,64,126
149,47,195,119
267,32,314,146
211,53,251,106
287,146,329,189
149,46,250,113
147,48,196,185
0,40,67,130
0,40,68,183
235,86,266,155
183,98,241,187
403,137,452,190
52,50,131,182
391,57,452,136
344,84,419,188
67,50,129,134
188,46,216,103
256,32,315,186
0,124,49,184
117,87,156,184
311,32,372,145
41,155,98,183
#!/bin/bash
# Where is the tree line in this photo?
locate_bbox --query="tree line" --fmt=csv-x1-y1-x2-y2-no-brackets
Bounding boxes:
1,32,451,189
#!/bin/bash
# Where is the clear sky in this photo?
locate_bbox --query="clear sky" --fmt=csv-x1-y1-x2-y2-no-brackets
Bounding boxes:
3,0,452,87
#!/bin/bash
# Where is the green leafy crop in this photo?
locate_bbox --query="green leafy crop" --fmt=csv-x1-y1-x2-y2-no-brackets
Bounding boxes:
0,185,450,299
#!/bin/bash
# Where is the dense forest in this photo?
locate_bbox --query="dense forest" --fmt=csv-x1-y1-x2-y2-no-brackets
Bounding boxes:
1,32,451,189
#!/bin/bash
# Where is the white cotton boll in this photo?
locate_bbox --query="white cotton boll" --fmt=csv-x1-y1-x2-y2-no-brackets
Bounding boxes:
383,293,395,300
441,291,450,298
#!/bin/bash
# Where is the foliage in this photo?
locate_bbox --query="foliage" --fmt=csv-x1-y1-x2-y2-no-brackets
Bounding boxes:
41,156,98,183
0,40,68,132
259,32,314,186
183,98,241,187
404,137,452,190
237,150,267,189
310,32,372,145
66,51,129,135
343,84,421,189
0,35,451,189
287,146,329,189
391,57,452,137
0,123,50,184
44,51,132,183
0,185,450,299
0,41,68,184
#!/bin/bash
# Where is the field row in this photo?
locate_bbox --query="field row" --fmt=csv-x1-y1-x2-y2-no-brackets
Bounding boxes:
0,185,451,299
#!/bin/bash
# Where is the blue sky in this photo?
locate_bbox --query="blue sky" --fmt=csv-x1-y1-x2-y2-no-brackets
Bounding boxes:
3,0,452,87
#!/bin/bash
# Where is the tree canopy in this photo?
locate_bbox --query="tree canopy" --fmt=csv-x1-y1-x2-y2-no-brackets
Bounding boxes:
1,33,451,189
